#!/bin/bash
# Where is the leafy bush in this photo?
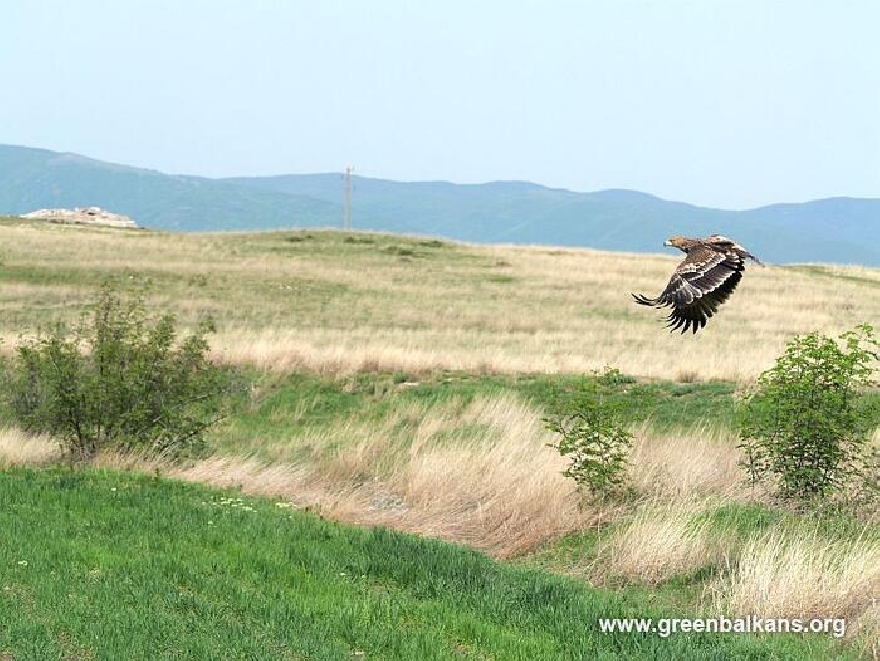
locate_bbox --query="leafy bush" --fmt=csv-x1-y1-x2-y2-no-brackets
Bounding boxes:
544,368,633,500
738,323,879,505
5,286,237,460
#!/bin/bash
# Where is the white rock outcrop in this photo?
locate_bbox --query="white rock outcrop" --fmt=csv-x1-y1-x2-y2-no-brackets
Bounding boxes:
21,206,137,229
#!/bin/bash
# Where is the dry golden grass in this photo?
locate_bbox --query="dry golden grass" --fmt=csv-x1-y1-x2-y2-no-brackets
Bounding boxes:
155,394,606,557
857,600,880,659
593,501,880,644
0,428,60,466
716,529,880,642
598,501,726,585
2,220,878,381
628,425,756,501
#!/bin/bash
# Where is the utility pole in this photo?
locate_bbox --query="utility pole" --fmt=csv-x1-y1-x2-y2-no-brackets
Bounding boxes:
343,165,353,231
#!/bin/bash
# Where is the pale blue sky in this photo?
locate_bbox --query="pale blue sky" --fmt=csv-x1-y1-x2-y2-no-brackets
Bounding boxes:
2,0,879,208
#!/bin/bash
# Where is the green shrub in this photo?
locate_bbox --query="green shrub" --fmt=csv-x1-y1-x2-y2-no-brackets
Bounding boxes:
5,286,238,460
738,323,879,505
382,245,417,258
544,368,633,500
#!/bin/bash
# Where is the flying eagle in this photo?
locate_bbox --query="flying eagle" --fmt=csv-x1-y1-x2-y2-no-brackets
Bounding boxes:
632,235,762,334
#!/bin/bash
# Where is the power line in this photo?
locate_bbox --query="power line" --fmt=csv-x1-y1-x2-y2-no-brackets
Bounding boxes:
343,165,353,231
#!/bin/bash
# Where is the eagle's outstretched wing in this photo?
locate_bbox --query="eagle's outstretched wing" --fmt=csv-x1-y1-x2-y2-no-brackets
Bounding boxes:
632,246,746,334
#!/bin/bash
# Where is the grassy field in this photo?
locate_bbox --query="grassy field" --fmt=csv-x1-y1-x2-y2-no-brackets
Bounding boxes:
2,217,879,381
1,218,878,658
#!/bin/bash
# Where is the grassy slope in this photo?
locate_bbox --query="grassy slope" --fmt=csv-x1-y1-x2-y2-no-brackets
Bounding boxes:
2,219,879,381
0,468,848,661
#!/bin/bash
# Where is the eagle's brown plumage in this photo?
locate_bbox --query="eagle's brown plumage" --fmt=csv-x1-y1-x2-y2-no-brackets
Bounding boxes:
632,234,762,334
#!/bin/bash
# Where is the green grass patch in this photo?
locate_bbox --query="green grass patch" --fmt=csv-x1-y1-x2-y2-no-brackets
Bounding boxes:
0,467,851,660
382,245,419,258
232,232,487,274
513,373,738,432
697,502,782,538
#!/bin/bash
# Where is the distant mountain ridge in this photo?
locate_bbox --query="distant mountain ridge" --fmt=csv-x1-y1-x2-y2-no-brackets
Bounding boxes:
1,144,878,266
0,144,337,232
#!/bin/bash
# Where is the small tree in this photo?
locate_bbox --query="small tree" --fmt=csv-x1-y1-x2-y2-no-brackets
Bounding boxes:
544,368,633,500
6,286,237,460
738,323,879,505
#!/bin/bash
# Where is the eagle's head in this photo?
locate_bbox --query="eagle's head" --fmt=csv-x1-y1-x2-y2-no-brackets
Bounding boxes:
663,236,692,251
